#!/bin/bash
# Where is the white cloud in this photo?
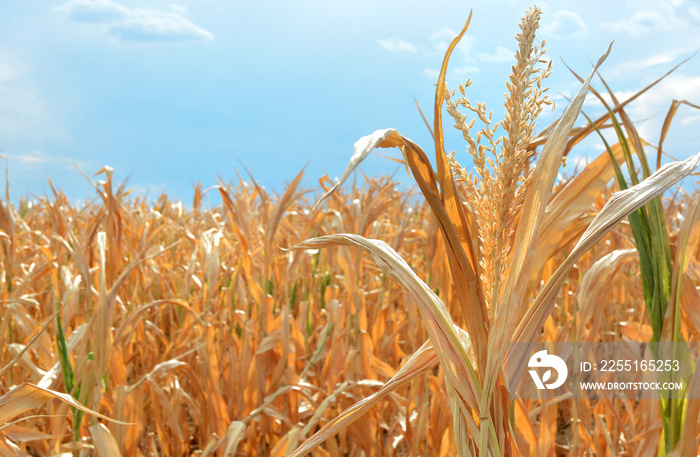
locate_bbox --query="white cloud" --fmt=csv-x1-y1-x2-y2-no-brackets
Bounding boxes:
680,114,700,126
376,38,418,53
423,68,439,80
55,0,213,44
598,0,700,38
0,51,66,140
378,26,476,58
453,65,481,76
690,6,700,20
625,75,700,117
581,74,700,152
111,13,213,43
478,46,513,64
6,150,87,170
55,0,128,23
541,11,587,39
423,27,476,60
430,28,459,53
422,65,480,82
609,51,680,76
582,91,635,111
600,6,684,38
551,90,573,102
381,28,478,79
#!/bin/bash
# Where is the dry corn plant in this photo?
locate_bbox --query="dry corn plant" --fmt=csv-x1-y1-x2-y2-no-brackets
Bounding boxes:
2,161,697,455
1,162,452,455
1,5,700,457
586,81,700,455
290,6,700,456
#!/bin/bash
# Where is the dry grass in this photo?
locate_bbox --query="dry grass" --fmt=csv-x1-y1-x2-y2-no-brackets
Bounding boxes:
0,163,697,455
0,171,445,455
2,6,700,457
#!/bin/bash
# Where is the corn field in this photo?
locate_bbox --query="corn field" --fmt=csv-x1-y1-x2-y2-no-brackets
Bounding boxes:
2,5,700,457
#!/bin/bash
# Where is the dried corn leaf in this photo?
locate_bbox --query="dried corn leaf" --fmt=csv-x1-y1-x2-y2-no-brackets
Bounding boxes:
292,234,479,407
534,146,626,278
508,150,700,389
307,127,486,370
0,383,128,425
221,421,246,457
674,351,700,457
288,340,438,457
662,192,700,340
90,423,123,457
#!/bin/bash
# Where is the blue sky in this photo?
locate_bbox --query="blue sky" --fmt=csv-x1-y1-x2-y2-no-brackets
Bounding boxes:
1,0,699,203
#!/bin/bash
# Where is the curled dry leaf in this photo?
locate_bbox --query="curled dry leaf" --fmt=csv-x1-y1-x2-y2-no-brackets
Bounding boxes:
0,383,130,426
507,150,700,390
288,340,438,457
291,234,480,409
